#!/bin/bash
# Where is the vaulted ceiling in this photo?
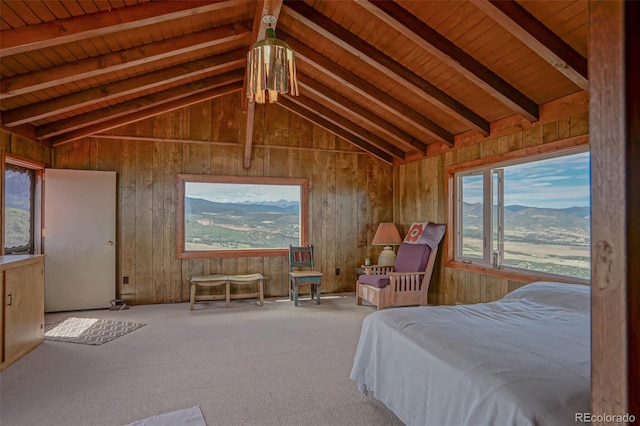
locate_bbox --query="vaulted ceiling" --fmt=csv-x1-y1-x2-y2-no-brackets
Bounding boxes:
0,0,588,166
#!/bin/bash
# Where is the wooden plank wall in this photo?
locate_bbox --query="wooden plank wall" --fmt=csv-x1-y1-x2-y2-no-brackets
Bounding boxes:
393,92,590,306
48,92,392,305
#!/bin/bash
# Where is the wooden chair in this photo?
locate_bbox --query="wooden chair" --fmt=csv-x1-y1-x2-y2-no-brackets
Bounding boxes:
357,222,445,310
289,245,323,306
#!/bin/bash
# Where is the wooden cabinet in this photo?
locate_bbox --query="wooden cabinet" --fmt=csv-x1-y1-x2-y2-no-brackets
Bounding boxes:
1,255,45,371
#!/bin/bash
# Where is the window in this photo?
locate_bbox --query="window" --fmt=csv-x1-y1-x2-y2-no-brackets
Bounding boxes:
176,175,309,259
3,156,44,255
455,149,590,280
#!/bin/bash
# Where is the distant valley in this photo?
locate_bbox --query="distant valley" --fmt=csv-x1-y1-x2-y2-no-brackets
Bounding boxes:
462,202,590,279
185,197,300,250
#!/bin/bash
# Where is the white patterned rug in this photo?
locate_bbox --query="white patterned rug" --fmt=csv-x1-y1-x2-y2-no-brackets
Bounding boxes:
44,317,146,345
128,406,206,426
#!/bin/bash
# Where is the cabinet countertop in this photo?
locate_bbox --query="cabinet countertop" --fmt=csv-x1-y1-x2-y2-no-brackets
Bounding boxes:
0,255,45,270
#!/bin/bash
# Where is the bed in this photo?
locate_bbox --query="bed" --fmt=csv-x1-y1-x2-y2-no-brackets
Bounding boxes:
350,281,590,426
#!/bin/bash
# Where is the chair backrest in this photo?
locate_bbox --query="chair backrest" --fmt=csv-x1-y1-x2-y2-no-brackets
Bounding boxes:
289,245,315,271
394,243,431,272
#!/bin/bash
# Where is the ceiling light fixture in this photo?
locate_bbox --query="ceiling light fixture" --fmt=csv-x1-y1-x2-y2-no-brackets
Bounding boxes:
246,15,299,104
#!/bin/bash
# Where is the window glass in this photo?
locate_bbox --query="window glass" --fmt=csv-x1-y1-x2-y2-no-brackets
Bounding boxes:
4,164,35,254
177,175,308,258
460,174,483,259
501,153,591,279
184,182,301,251
456,150,590,280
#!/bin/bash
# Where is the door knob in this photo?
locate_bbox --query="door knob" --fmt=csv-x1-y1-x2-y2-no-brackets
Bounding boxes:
107,241,115,246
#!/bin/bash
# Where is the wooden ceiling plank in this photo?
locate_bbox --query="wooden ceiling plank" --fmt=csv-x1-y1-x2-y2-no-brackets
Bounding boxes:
243,0,283,169
0,21,252,99
36,69,246,140
2,48,247,126
284,0,489,135
0,0,250,57
50,82,243,146
470,0,588,91
282,32,454,146
357,0,539,123
288,94,406,159
278,97,395,164
298,74,427,153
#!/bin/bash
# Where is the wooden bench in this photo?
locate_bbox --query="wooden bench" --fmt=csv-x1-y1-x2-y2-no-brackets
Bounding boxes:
189,274,264,310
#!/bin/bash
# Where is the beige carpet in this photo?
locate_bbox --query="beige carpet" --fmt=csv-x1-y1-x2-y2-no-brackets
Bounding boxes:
0,293,403,426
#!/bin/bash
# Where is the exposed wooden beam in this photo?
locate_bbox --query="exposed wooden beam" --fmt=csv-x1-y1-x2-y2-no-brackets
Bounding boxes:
281,32,454,146
2,48,246,127
0,22,251,100
92,134,368,155
358,0,539,122
471,0,589,91
0,0,249,57
50,83,243,146
287,94,406,159
298,74,427,153
284,0,489,135
36,70,246,140
278,97,394,165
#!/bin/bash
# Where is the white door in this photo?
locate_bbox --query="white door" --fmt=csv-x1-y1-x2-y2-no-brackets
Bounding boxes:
44,169,116,312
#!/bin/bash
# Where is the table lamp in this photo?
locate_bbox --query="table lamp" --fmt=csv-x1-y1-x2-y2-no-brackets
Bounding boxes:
372,222,403,265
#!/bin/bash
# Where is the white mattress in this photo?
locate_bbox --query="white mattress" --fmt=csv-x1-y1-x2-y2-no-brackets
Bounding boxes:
350,282,591,426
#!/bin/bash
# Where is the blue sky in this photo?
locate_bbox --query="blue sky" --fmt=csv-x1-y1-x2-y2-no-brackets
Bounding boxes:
463,151,591,209
186,182,300,203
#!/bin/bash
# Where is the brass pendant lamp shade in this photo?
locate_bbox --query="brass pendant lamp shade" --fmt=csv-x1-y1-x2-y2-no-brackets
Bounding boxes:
246,15,299,104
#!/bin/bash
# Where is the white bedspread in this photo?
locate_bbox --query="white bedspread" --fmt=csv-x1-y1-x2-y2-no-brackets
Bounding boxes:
350,282,590,426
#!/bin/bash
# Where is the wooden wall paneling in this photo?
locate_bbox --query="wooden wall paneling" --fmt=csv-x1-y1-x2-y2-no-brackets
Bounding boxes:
558,116,571,140
1,131,10,152
443,268,456,305
543,121,559,144
499,132,523,153
485,276,507,302
134,127,154,305
522,125,544,149
186,103,208,299
322,134,338,294
455,143,481,164
481,136,501,158
168,114,184,303
355,155,369,265
7,133,50,166
110,128,123,300
120,125,137,305
89,137,98,170
336,154,364,292
96,137,115,171
152,136,165,304
407,160,421,226
570,111,589,137
75,139,91,170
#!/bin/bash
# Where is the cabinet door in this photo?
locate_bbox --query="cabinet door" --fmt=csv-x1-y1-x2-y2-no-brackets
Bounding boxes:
4,262,44,363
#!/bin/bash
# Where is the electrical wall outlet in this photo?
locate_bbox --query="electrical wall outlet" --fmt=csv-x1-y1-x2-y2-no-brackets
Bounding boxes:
123,276,129,285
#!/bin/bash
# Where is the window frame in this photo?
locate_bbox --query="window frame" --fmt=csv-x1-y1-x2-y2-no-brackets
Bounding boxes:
176,174,309,259
445,136,590,284
2,154,45,256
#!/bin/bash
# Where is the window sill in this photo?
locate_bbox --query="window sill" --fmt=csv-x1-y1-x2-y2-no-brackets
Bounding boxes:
445,260,589,285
